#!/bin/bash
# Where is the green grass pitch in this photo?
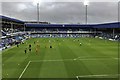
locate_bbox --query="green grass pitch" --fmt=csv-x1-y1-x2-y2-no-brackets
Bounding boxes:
2,38,119,80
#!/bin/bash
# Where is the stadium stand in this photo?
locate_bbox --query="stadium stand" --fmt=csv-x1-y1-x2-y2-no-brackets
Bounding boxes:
0,15,27,51
25,23,120,40
0,15,120,51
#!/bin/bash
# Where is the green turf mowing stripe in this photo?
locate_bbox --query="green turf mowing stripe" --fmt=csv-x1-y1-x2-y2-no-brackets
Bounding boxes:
2,38,119,79
58,39,92,78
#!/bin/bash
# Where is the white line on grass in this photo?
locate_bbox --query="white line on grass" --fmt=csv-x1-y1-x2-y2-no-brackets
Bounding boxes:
74,56,119,61
31,58,118,63
76,76,79,80
31,59,73,62
18,61,31,80
76,74,119,78
74,56,119,60
78,58,118,61
113,58,119,59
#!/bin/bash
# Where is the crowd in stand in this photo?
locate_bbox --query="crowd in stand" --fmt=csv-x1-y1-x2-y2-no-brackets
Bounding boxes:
27,28,92,33
0,29,27,51
1,27,119,51
30,34,91,38
98,32,119,41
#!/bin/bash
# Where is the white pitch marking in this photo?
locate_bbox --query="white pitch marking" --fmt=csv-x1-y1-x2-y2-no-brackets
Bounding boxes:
74,59,77,61
76,76,79,80
74,56,119,61
78,58,117,61
18,61,31,80
31,59,73,62
114,58,119,60
77,74,119,78
31,58,118,63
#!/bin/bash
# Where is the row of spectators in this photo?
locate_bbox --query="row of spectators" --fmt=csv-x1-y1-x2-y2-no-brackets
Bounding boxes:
30,34,92,38
0,35,28,51
2,29,21,36
27,28,92,33
98,33,119,41
28,28,80,31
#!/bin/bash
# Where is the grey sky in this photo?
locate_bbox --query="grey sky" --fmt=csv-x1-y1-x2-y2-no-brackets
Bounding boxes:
1,2,119,24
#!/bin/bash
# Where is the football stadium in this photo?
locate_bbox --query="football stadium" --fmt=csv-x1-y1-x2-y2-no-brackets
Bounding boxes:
1,1,120,80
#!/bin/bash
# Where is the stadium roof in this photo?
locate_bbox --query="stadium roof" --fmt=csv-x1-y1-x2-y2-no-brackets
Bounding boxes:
0,15,24,23
1,15,120,28
25,22,120,29
92,22,120,28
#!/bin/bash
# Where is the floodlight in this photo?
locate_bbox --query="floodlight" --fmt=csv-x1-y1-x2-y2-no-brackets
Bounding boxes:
84,0,89,6
33,0,42,6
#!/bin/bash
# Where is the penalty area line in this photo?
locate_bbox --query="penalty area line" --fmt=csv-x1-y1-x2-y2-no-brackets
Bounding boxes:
18,61,31,80
74,57,119,61
76,74,119,79
31,58,118,63
31,59,73,62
